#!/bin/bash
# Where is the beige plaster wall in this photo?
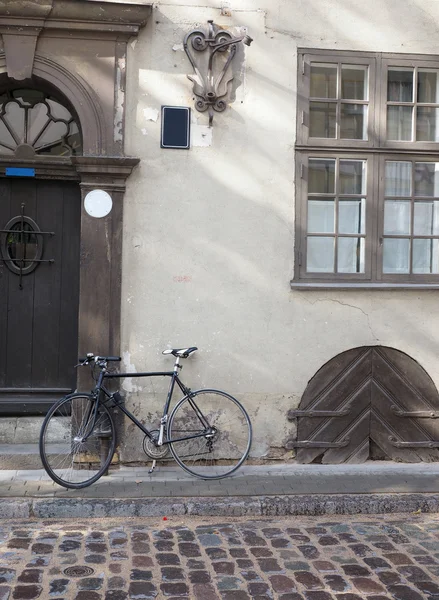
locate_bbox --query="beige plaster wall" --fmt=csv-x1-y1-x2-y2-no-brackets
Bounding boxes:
120,0,439,461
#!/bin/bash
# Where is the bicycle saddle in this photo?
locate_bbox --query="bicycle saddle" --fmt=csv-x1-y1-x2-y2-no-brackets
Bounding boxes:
162,347,198,358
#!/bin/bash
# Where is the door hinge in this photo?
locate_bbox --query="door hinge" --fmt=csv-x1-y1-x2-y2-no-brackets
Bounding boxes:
285,437,350,450
389,436,439,449
287,406,351,420
391,405,439,418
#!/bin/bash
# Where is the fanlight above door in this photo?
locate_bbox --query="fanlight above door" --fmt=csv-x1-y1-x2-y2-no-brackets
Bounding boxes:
0,88,82,156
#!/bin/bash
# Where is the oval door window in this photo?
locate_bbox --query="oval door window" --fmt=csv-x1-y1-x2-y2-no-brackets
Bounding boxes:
1,215,43,275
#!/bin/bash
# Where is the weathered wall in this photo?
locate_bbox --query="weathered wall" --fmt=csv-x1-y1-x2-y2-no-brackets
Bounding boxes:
121,0,439,461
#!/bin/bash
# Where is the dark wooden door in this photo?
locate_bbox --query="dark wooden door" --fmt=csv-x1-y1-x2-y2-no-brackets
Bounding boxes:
287,346,439,464
0,178,80,414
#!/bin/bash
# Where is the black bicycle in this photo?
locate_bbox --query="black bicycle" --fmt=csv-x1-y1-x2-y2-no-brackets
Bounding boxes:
39,347,252,489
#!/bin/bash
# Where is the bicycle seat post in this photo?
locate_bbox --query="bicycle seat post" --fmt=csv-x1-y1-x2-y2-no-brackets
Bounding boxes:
173,356,182,373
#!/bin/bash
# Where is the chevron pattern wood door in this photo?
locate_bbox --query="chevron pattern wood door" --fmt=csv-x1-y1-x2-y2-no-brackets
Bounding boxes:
290,347,439,464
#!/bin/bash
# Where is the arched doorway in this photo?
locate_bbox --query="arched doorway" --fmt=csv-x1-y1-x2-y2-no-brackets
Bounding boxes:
287,346,439,464
0,86,82,413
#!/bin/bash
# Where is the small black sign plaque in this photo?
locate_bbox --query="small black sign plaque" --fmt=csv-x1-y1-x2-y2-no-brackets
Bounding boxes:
161,106,191,149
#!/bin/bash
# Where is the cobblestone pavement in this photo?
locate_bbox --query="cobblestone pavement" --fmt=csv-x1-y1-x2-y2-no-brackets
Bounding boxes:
0,513,439,599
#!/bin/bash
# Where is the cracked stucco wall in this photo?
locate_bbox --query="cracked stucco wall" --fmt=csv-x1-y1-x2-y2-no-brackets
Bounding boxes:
120,0,439,462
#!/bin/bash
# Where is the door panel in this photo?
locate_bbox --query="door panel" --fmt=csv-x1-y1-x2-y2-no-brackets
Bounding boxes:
289,346,439,463
0,178,81,414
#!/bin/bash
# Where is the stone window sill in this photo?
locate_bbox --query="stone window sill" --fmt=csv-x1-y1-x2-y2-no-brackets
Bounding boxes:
290,281,439,290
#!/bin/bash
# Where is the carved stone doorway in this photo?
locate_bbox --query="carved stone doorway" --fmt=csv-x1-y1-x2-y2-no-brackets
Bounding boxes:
0,1,152,416
287,346,439,464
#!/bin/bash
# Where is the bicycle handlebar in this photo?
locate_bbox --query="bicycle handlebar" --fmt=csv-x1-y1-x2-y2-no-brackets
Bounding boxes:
78,354,121,365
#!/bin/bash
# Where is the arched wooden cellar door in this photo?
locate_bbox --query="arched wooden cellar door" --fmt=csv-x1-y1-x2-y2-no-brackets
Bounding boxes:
287,346,439,464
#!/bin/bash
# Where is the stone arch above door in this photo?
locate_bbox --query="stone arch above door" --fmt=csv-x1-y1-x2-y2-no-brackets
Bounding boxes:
286,346,439,464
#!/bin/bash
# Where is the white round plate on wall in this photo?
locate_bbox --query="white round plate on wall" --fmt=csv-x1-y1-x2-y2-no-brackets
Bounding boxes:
84,189,113,218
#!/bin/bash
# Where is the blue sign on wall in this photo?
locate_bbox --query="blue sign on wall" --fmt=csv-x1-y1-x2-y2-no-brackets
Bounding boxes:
5,168,35,177
161,106,191,149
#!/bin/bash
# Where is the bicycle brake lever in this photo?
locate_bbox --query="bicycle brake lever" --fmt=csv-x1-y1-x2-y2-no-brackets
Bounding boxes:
75,353,95,368
74,359,89,368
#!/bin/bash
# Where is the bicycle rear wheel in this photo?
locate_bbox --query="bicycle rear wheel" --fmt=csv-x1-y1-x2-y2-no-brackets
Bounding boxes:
168,389,252,479
39,393,116,489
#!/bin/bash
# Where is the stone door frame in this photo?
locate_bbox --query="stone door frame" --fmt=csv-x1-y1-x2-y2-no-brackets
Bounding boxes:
0,0,152,401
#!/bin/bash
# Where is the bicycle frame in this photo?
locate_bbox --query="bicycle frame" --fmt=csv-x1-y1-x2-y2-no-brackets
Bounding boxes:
89,358,211,447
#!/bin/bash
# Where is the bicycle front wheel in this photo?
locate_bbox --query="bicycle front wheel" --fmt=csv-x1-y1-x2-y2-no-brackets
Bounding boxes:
168,389,252,479
39,393,116,489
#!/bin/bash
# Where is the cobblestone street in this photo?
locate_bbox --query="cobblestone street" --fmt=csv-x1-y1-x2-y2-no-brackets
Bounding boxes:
0,513,439,599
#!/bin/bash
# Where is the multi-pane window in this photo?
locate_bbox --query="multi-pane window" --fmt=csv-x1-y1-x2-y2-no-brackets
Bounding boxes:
387,68,439,142
384,161,439,275
307,159,367,274
294,51,439,286
309,64,369,140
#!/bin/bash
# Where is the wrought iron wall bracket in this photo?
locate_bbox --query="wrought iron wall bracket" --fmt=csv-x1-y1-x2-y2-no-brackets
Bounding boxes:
184,20,252,126
390,405,439,418
388,436,439,448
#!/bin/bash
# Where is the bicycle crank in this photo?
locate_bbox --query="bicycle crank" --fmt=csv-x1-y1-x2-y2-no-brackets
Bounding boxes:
143,430,170,460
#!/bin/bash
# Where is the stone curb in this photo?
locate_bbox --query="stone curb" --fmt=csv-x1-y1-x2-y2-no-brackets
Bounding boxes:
1,493,439,519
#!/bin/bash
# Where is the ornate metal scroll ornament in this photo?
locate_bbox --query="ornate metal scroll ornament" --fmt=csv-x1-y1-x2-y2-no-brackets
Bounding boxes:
184,20,252,126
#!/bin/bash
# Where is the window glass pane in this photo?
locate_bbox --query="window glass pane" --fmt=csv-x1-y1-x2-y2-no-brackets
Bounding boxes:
384,200,411,235
0,119,16,151
310,63,337,98
339,160,366,194
383,238,410,273
341,65,368,100
385,161,412,196
413,239,439,274
307,237,334,272
67,122,82,155
310,102,336,138
46,98,72,121
307,199,335,233
7,222,39,268
387,106,413,140
387,68,414,102
338,237,365,273
340,104,367,139
416,107,439,142
12,89,45,106
308,159,335,194
418,69,439,103
3,102,25,142
339,198,366,234
414,201,439,235
415,162,439,197
33,120,68,152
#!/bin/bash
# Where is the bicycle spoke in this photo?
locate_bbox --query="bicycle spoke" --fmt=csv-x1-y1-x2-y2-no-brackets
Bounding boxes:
39,394,116,489
168,389,252,479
